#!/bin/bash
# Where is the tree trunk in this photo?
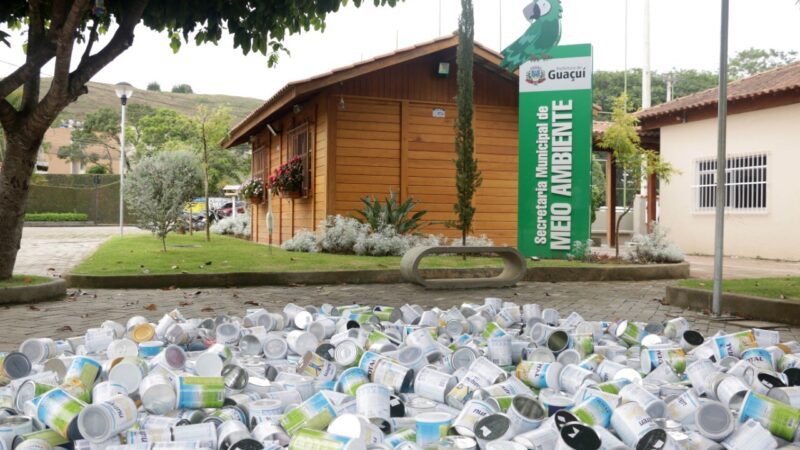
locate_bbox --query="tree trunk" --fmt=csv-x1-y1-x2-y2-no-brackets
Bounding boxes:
615,204,633,258
0,132,43,279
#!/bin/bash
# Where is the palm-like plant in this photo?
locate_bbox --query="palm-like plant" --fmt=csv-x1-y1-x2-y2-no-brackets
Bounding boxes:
353,191,427,235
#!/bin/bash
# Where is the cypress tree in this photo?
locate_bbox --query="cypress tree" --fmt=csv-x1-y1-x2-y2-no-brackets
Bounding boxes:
453,0,482,246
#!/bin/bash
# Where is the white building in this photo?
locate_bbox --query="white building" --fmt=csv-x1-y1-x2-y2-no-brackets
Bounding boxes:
639,62,800,261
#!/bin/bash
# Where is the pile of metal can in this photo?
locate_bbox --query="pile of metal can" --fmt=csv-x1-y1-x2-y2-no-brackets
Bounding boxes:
1,298,800,450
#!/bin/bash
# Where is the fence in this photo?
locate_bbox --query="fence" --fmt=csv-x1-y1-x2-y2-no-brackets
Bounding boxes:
26,174,137,224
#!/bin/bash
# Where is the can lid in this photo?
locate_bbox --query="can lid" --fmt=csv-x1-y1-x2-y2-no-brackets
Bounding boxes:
694,401,734,441
334,340,361,366
263,337,288,360
389,394,406,417
132,324,156,343
2,352,31,379
553,410,580,430
784,368,800,386
635,428,669,450
474,413,510,441
682,330,705,346
222,364,249,391
559,422,601,450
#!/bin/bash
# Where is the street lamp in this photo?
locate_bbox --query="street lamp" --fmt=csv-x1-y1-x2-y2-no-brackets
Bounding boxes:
114,82,134,236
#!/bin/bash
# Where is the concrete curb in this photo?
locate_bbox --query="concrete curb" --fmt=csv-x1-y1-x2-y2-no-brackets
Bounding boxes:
0,279,67,305
664,285,800,326
24,221,96,227
65,262,689,290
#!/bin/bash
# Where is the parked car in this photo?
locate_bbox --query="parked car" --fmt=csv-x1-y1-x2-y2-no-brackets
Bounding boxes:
218,201,246,217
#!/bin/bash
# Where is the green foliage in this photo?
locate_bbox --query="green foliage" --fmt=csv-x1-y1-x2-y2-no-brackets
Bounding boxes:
56,142,100,166
137,109,197,154
87,165,108,174
24,212,88,222
171,84,194,94
124,151,203,251
729,48,797,80
594,69,718,113
146,82,161,92
352,192,427,235
452,0,482,246
590,153,605,224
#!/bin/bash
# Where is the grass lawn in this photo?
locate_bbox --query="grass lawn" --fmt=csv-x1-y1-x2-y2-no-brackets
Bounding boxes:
71,234,600,276
680,277,800,301
0,275,53,288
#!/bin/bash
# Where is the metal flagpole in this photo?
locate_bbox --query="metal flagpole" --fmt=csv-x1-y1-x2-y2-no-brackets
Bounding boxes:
712,0,730,317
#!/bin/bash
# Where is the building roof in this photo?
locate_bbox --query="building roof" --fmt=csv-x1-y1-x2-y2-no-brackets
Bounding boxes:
637,60,800,122
223,34,509,148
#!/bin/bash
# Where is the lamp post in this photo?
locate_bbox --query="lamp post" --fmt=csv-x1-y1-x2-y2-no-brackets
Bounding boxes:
114,82,134,237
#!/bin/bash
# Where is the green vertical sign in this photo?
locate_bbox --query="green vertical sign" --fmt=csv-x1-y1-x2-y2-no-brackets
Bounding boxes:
518,44,593,259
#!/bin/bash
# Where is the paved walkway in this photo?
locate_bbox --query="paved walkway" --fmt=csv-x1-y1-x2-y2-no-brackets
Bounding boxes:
2,280,798,350
15,226,145,277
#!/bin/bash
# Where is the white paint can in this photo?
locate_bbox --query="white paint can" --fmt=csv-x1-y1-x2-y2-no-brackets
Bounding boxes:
610,401,660,448
77,395,138,443
356,383,391,422
414,366,457,404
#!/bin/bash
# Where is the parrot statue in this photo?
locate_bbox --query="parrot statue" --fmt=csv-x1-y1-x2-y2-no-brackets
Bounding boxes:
500,0,563,72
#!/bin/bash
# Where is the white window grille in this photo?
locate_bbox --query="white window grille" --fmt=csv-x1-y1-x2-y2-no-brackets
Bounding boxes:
693,153,767,212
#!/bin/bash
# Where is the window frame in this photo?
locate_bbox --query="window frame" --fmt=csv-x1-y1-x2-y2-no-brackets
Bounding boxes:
287,122,312,198
691,152,768,215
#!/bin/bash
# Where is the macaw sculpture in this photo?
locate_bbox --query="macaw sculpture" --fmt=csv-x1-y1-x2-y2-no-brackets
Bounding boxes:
500,0,563,72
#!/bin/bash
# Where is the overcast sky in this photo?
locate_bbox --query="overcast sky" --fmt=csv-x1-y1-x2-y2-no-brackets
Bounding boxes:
1,0,800,100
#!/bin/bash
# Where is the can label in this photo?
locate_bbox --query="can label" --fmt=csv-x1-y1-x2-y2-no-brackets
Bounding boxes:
516,361,555,389
742,348,774,371
64,357,101,392
335,368,369,397
16,430,69,447
571,396,614,428
739,391,800,441
36,389,86,438
446,372,487,408
288,428,350,450
177,377,224,409
482,323,507,339
356,384,390,420
95,395,138,435
713,330,757,359
415,367,454,403
280,392,336,436
385,428,416,447
298,352,337,381
642,348,687,374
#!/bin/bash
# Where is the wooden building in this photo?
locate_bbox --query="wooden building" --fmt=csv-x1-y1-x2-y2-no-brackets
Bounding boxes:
224,35,522,246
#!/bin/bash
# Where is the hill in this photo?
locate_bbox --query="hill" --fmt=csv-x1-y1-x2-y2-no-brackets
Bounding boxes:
42,79,264,123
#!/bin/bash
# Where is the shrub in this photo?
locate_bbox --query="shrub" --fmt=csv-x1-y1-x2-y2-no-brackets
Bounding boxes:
211,215,250,237
125,151,202,251
240,178,265,200
268,156,304,195
25,212,88,222
281,230,319,253
318,216,368,254
627,223,685,264
568,240,597,262
448,234,494,247
354,226,413,257
353,191,427,235
87,165,108,174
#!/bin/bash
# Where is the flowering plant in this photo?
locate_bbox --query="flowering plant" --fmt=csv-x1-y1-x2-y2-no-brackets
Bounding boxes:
268,156,304,196
240,178,265,201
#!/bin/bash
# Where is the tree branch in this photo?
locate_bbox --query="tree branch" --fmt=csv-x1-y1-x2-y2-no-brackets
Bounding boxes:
20,1,46,114
0,47,56,101
80,19,100,64
51,0,91,98
0,99,18,131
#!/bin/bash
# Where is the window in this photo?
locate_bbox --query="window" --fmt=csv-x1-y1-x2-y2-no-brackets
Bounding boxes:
693,154,767,212
288,123,312,197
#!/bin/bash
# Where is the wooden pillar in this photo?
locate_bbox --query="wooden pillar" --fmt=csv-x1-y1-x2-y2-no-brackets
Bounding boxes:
400,100,409,201
647,172,657,231
326,94,338,216
606,152,617,247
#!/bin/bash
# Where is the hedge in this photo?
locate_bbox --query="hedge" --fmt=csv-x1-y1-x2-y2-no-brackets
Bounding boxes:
25,212,89,222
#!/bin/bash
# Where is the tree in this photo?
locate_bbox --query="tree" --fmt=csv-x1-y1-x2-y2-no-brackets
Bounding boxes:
728,47,798,80
0,0,399,280
192,106,235,241
594,69,718,113
87,164,107,174
136,109,198,156
451,0,481,247
56,142,99,171
146,81,161,92
598,94,676,257
68,107,119,173
171,84,194,94
125,151,202,251
590,153,605,225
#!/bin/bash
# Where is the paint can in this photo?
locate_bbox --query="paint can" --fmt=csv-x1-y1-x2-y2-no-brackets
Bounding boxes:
138,373,176,415
721,418,778,450
286,330,319,356
692,400,734,442
244,398,284,427
468,357,507,384
472,376,531,401
739,391,800,441
541,309,560,326
13,380,55,412
217,420,261,450
19,339,58,365
108,356,148,394
334,340,364,368
487,335,513,367
36,388,86,440
610,401,660,448
137,341,164,359
356,383,391,422
506,395,546,434
262,334,288,361
334,367,370,397
279,391,338,436
768,386,800,408
1,352,32,380
84,328,115,354
516,361,563,389
564,395,614,428
287,428,364,450
406,396,437,416
76,395,137,443
558,365,599,395
681,330,706,352
359,352,414,394
615,320,646,347
713,374,750,411
202,405,247,427
514,421,560,449
556,421,601,450
414,366,457,404
415,412,452,449
449,347,480,372
685,359,719,396
0,416,33,450
451,399,499,437
90,382,127,405
397,346,427,372
539,389,575,415
473,413,513,447
666,389,701,424
176,376,224,409
445,371,487,409
592,425,628,450
406,329,442,363
274,373,316,400
171,422,218,449
640,347,687,374
328,414,384,446
712,330,757,360
149,344,187,371
12,439,53,450
664,318,690,340
619,383,667,418
743,348,775,371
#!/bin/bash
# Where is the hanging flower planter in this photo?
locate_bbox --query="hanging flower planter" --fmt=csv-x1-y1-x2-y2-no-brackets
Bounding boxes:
240,179,265,204
269,156,305,200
